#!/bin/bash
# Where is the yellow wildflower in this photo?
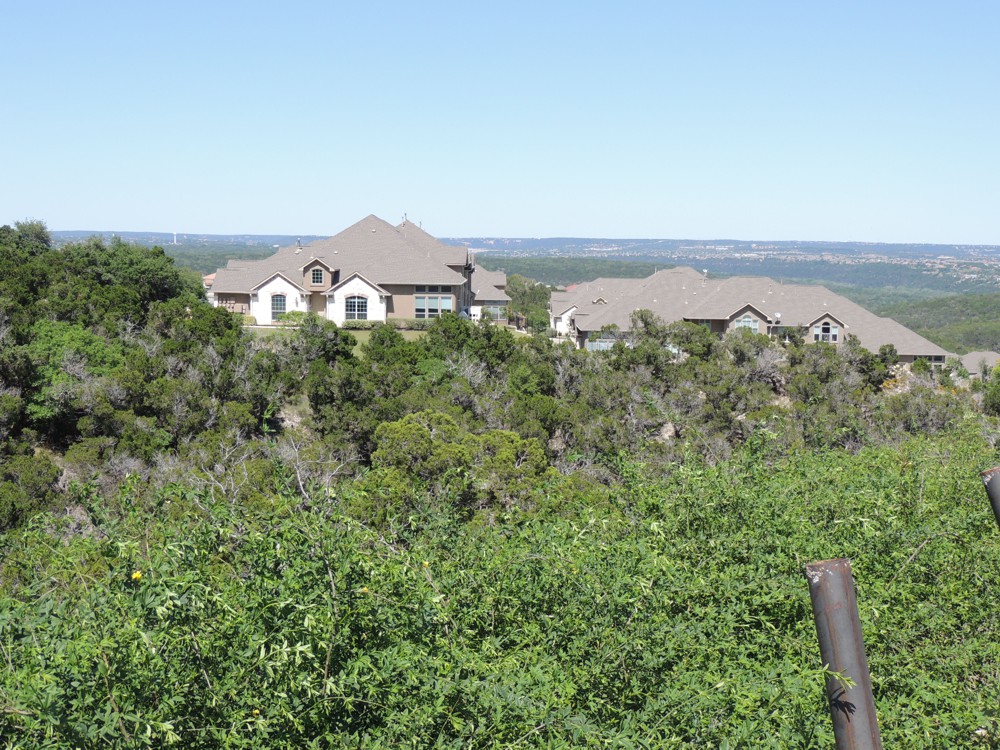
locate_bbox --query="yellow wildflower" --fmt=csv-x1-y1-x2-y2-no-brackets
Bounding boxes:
422,560,430,568
131,570,143,582
359,586,369,594
252,709,260,717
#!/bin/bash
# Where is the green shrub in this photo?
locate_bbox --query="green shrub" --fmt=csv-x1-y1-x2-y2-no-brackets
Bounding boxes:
2,429,1000,747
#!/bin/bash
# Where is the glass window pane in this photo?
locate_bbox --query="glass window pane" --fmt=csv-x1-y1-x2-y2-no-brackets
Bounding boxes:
271,294,286,321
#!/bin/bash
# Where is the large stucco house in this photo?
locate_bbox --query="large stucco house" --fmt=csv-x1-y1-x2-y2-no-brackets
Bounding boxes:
206,215,508,326
550,267,951,363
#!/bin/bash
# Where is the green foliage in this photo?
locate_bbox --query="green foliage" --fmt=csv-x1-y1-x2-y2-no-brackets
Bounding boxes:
3,429,1000,747
505,274,551,332
372,410,556,513
22,320,124,431
8,219,1000,747
983,377,1000,417
0,451,60,530
881,292,1000,354
477,255,664,286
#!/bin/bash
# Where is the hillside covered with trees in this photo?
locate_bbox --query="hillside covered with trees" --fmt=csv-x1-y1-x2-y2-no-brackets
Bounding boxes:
3,222,1000,747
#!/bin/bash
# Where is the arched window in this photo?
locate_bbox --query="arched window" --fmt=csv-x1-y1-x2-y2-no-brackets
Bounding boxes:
271,294,286,322
735,314,758,334
345,295,367,320
813,321,840,343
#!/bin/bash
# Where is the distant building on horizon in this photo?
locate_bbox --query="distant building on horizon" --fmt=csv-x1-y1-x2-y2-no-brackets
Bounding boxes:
550,267,950,363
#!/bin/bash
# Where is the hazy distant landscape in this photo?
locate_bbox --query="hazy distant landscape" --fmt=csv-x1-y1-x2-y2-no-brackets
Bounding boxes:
51,230,1000,293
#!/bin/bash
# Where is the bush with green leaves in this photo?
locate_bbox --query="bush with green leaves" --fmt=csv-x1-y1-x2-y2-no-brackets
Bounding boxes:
3,425,1000,748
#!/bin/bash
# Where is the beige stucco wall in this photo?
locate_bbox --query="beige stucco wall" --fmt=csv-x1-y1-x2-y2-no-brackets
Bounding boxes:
381,284,416,318
380,284,457,321
213,293,251,314
726,307,766,333
302,260,336,292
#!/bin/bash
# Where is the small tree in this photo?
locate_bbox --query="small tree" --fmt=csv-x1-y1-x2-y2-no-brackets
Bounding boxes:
985,375,1000,416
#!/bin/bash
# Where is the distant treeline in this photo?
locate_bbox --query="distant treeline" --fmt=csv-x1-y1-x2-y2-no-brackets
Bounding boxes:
164,244,278,274
476,256,666,286
51,232,325,275
476,254,1000,294
880,293,1000,354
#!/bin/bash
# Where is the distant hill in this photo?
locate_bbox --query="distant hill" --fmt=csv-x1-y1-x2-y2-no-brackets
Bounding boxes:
52,230,325,247
51,231,325,274
448,236,1000,260
878,294,1000,355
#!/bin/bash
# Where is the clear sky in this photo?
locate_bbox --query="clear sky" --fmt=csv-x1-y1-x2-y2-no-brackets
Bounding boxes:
2,1,998,243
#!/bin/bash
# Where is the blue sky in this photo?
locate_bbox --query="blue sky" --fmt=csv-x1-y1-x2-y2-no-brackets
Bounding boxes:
2,1,997,243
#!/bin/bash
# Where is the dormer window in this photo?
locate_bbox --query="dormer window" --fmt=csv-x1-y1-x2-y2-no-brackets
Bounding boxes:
311,268,324,285
814,321,839,343
735,314,759,334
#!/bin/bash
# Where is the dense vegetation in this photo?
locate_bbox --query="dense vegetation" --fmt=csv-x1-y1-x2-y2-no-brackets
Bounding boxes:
476,256,665,287
4,221,1000,747
875,293,1000,355
504,274,552,333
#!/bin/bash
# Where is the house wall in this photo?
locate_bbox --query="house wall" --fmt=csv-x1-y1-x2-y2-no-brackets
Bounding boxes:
552,307,577,337
447,265,473,311
328,276,388,325
379,284,457,321
381,284,416,318
726,308,767,334
471,300,509,322
809,315,843,344
897,354,946,365
212,293,252,315
302,260,337,292
250,277,306,324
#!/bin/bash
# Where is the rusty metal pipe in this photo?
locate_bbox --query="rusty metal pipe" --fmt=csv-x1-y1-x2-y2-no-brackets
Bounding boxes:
981,467,1000,530
805,558,883,750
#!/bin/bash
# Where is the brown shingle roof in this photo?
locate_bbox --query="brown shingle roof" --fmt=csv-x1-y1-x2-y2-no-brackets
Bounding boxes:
209,215,468,294
471,268,511,303
554,267,950,358
962,351,1000,375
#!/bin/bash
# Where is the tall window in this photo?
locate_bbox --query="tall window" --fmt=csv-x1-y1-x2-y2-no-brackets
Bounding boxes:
482,304,507,321
345,296,367,320
311,268,324,285
415,285,453,319
735,314,758,334
271,294,286,322
813,322,839,343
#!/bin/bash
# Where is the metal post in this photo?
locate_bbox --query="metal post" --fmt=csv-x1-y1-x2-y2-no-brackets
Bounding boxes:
981,467,1000,530
805,558,883,750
